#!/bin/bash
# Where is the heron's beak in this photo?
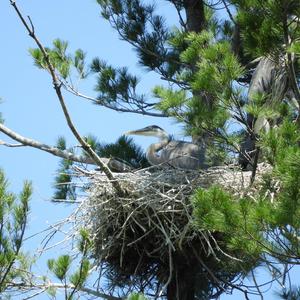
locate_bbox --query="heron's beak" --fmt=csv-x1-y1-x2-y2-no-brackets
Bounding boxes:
124,128,150,136
123,130,137,136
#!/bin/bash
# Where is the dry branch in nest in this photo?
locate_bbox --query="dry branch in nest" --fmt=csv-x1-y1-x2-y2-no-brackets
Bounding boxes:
76,163,271,294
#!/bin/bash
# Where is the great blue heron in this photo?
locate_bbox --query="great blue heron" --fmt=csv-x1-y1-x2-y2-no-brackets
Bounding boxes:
125,125,206,170
239,56,294,168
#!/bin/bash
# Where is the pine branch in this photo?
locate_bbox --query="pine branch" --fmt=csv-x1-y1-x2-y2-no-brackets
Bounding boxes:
0,178,31,292
63,82,166,117
105,5,189,73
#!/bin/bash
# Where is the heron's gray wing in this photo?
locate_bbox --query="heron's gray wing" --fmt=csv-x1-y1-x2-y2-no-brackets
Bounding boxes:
249,57,288,105
162,141,204,169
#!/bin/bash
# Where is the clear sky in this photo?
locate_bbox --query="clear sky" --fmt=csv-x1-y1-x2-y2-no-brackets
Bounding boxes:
0,1,295,299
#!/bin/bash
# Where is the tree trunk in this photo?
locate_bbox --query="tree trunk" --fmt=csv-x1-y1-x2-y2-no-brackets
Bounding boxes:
166,263,196,300
183,0,205,33
183,0,212,149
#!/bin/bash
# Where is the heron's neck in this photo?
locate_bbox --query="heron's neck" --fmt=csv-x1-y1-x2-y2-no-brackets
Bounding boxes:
146,137,170,166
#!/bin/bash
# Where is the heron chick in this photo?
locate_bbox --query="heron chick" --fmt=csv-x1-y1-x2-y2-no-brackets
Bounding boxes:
125,125,206,170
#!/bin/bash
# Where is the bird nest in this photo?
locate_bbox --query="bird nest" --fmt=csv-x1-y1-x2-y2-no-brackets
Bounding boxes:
77,163,271,293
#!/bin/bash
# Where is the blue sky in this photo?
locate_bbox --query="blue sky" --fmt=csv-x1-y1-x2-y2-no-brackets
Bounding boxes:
0,1,295,299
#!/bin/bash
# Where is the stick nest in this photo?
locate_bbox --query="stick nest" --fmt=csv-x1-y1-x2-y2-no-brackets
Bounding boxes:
80,163,271,290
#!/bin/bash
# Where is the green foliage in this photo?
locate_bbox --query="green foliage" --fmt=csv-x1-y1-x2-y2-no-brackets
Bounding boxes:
278,286,300,300
153,86,187,115
46,285,57,298
47,231,92,298
83,134,99,151
77,228,92,253
48,255,72,281
69,259,90,288
192,39,243,96
232,0,300,57
56,136,67,150
205,140,230,167
127,293,148,300
74,49,87,78
260,120,300,166
97,0,174,74
256,119,300,259
52,136,77,201
154,29,244,139
288,41,300,54
269,143,300,226
53,158,75,201
29,39,87,79
0,169,32,293
96,135,149,168
244,92,284,130
82,133,148,167
91,58,146,108
193,186,238,232
192,186,264,263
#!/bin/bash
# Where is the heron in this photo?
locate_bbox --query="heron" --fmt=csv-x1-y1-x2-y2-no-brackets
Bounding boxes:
124,125,206,170
239,56,293,169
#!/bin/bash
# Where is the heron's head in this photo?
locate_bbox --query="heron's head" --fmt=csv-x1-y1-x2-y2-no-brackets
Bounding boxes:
124,125,169,139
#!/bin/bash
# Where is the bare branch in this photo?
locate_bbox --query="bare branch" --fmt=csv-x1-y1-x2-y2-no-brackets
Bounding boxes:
0,122,131,172
220,0,236,25
0,122,91,164
0,140,24,147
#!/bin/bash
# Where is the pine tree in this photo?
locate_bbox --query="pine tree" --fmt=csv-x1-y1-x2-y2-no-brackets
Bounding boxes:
0,169,32,296
2,0,300,299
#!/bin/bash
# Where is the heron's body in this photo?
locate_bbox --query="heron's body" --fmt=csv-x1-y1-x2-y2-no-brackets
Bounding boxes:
248,56,289,133
239,56,293,169
125,125,205,170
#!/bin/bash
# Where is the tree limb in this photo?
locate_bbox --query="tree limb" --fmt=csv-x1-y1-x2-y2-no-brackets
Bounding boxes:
0,122,92,163
0,122,131,172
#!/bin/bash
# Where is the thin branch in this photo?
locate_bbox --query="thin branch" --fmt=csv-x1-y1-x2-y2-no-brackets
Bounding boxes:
0,140,24,147
250,269,264,300
62,83,166,117
9,281,122,300
22,288,46,300
220,0,236,25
